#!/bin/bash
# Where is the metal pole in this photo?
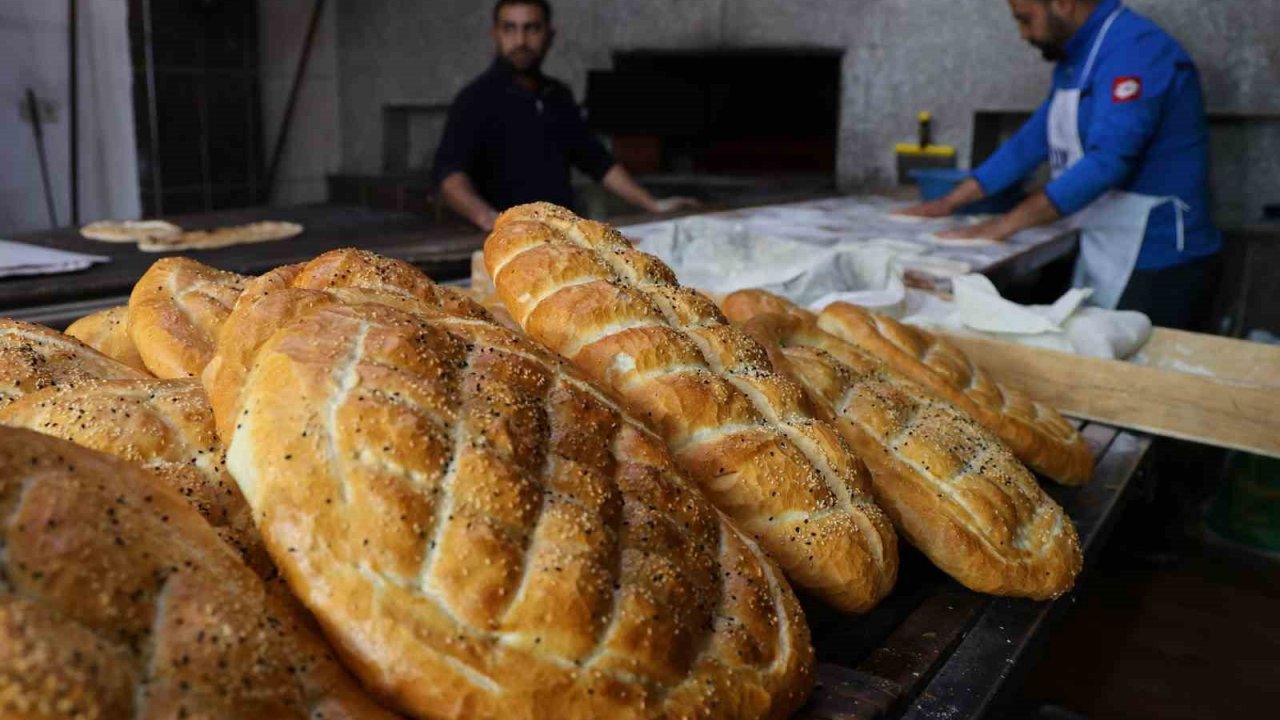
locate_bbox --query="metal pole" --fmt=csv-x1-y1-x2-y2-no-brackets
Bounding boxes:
142,0,163,215
69,0,79,225
263,0,328,205
26,89,59,228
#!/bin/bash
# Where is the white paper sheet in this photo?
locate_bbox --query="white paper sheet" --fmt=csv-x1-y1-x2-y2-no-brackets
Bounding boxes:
0,239,109,278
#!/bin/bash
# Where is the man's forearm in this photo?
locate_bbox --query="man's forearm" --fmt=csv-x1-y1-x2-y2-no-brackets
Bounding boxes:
941,178,987,212
993,191,1062,238
600,165,659,213
440,172,498,231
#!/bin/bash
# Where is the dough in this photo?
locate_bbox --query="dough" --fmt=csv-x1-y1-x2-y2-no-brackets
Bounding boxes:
80,219,182,243
138,221,303,252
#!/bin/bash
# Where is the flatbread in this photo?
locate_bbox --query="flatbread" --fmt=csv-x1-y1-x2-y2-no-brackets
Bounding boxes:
80,220,182,243
138,221,304,253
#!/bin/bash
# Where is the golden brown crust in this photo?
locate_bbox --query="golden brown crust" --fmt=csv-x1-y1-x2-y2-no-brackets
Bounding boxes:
128,257,249,378
723,291,1082,599
64,305,152,373
484,203,897,614
0,378,273,579
0,426,397,719
204,250,814,719
816,303,1093,486
0,319,147,409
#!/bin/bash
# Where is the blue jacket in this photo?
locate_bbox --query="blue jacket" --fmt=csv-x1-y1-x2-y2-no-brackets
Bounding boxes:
973,0,1221,270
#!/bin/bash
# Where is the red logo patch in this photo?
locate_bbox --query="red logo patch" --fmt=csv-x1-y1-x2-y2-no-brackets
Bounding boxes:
1113,76,1143,103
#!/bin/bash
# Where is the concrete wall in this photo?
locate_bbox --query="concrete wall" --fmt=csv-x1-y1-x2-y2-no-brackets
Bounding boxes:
0,0,138,234
259,0,342,205
327,0,1279,219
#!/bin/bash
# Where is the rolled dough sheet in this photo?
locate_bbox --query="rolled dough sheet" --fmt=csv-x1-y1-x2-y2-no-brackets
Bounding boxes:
920,232,1002,247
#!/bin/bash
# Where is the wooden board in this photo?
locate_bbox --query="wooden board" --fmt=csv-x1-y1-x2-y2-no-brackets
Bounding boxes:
940,331,1280,459
1138,327,1280,389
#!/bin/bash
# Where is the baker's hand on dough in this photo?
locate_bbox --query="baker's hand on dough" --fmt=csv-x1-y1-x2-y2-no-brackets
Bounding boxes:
936,217,1011,243
894,198,955,218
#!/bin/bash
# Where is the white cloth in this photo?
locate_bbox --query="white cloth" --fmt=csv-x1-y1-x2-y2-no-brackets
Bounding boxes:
872,274,1152,360
632,215,951,308
0,238,108,278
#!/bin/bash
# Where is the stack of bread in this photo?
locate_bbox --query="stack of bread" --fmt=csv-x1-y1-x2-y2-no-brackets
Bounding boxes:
0,203,1090,719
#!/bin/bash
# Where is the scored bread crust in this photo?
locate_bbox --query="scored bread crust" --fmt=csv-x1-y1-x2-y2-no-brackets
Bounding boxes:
129,257,249,378
0,318,147,409
0,426,396,719
722,290,1082,600
203,249,814,720
816,303,1093,486
64,305,151,373
484,203,897,614
0,378,273,579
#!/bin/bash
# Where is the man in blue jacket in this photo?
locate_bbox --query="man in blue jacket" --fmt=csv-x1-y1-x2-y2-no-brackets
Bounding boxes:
901,0,1220,329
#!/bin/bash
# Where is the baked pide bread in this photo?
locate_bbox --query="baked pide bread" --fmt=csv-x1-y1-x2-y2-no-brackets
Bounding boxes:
129,257,249,378
484,203,897,614
722,290,1082,600
0,426,397,718
816,303,1093,486
204,256,814,719
80,218,182,243
138,221,303,253
64,305,151,373
0,378,272,579
0,318,147,409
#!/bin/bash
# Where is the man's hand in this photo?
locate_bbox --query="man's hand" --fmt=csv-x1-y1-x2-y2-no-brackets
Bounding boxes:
651,196,701,214
439,172,500,232
895,198,956,218
936,191,1062,244
936,217,1014,243
895,177,987,219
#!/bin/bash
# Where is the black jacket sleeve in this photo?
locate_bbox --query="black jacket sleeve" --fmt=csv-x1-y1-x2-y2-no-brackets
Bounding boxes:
431,88,482,185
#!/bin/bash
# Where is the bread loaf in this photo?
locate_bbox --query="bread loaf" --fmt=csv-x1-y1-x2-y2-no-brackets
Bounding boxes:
816,303,1093,485
0,378,272,578
129,257,248,378
204,254,814,719
484,203,897,613
0,426,396,718
0,318,147,409
722,290,1081,599
64,305,151,373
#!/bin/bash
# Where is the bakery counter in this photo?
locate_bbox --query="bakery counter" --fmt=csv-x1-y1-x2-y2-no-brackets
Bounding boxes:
799,421,1150,720
3,194,1080,329
1,205,484,327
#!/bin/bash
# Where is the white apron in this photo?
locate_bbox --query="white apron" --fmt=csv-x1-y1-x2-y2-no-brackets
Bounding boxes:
1052,5,1187,309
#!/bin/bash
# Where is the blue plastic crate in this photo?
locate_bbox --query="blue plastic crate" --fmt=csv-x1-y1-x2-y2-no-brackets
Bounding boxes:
909,168,1025,215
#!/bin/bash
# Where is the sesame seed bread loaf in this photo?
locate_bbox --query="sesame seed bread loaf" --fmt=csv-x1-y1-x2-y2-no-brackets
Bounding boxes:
0,426,397,718
0,378,273,579
129,258,249,379
0,319,148,410
64,305,150,374
722,290,1081,600
484,203,897,614
816,303,1092,486
202,250,814,719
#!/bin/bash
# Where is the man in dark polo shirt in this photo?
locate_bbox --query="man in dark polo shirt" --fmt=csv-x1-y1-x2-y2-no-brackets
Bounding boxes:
432,0,697,230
